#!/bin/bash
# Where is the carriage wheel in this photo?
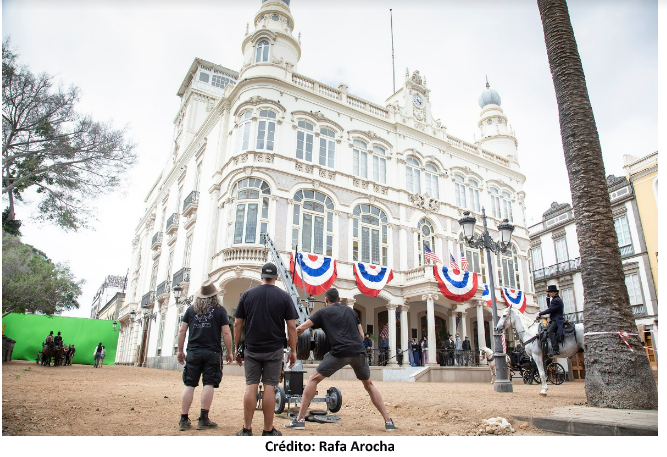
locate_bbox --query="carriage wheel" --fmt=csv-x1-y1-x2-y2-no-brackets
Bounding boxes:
522,369,532,384
546,362,565,385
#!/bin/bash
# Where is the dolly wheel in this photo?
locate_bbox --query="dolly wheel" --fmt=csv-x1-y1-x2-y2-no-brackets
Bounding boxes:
327,387,342,413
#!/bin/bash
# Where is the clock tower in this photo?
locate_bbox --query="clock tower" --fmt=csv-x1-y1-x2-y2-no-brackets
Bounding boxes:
386,69,441,134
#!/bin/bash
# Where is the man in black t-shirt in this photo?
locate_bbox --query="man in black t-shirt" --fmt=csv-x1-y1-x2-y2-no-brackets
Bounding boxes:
285,288,397,432
177,280,233,432
233,262,298,437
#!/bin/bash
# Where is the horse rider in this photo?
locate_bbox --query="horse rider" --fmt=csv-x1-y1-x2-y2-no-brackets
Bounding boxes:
54,331,63,347
537,285,564,357
45,331,54,347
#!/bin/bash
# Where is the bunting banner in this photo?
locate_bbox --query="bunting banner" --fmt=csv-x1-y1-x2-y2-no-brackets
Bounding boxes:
482,284,493,307
290,252,337,296
353,263,394,297
433,265,478,303
500,287,527,313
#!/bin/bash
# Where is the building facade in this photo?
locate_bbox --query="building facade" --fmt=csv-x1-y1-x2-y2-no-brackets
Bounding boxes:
115,0,537,368
528,174,659,375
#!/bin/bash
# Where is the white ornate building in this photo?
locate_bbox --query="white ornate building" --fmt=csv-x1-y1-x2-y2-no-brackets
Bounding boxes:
115,0,537,369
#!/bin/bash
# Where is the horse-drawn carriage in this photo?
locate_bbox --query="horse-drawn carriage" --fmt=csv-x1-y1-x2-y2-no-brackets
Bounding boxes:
508,351,565,385
36,343,65,366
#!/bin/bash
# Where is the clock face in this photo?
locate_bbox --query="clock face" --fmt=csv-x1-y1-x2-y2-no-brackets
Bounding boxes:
413,94,423,107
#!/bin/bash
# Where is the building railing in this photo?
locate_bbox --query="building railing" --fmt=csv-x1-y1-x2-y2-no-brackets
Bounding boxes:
565,311,584,324
156,280,171,298
620,244,634,257
182,191,199,215
166,213,179,234
172,267,191,286
631,304,647,317
405,266,428,282
435,349,477,367
141,291,156,309
151,232,163,249
532,257,581,281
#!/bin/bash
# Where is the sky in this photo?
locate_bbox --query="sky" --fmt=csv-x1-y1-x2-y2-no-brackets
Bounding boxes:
2,0,660,319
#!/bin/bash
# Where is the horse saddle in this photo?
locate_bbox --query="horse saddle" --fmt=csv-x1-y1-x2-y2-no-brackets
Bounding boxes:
562,322,575,337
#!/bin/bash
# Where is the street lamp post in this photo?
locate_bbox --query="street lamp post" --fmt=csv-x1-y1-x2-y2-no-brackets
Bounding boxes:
459,208,515,393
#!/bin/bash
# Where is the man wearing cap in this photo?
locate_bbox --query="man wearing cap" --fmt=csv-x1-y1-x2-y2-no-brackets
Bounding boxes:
538,285,564,357
177,280,233,431
462,335,471,366
234,262,298,437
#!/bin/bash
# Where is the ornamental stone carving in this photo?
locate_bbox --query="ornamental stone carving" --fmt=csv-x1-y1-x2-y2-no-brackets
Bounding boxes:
132,235,140,250
146,214,156,231
408,193,440,212
421,292,439,301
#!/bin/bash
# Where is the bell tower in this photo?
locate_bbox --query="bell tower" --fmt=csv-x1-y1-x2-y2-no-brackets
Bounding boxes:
476,80,519,167
240,0,301,79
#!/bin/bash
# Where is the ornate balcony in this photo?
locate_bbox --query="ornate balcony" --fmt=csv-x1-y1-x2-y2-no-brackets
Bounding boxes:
182,191,199,218
631,304,647,317
151,232,163,250
141,291,156,309
564,311,584,324
172,267,191,287
156,280,171,300
165,213,179,235
532,257,581,281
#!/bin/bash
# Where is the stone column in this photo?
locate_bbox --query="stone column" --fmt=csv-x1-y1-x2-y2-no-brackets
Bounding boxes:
399,227,408,270
400,304,409,364
459,306,468,340
476,301,487,364
345,298,356,310
387,304,398,366
450,312,457,340
421,293,439,367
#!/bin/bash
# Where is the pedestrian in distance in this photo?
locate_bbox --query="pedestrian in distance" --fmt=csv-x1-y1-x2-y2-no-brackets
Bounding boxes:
93,342,103,368
455,333,462,366
421,336,429,365
233,262,298,437
462,336,471,366
285,287,397,432
99,346,106,366
177,280,234,432
363,333,373,365
411,338,420,366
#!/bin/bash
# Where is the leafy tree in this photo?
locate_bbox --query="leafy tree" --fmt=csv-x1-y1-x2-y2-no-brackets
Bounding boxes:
2,38,136,231
537,0,657,409
2,232,83,316
2,206,21,236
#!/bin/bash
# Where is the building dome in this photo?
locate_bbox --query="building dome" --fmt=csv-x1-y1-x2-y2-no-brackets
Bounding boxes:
478,82,501,108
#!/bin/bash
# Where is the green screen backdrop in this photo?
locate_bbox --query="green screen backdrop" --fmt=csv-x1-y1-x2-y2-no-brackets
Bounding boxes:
2,314,120,365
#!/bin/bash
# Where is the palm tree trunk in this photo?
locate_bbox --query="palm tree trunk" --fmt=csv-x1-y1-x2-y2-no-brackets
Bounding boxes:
537,0,657,409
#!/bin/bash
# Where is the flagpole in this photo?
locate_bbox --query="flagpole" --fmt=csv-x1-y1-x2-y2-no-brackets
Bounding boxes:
390,8,396,94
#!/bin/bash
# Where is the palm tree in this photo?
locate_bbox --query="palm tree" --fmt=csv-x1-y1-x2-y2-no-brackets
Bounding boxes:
537,0,657,409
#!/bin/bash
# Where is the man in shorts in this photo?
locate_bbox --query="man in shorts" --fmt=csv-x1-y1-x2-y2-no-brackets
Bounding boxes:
285,288,397,432
234,262,298,436
177,280,233,431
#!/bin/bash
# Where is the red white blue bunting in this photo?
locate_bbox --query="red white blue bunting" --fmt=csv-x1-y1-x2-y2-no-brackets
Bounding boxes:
433,265,478,303
353,263,394,297
501,287,527,313
290,252,337,296
482,284,493,307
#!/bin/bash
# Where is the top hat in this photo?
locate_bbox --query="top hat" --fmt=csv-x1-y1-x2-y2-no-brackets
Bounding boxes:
546,284,559,293
261,262,278,279
196,280,221,298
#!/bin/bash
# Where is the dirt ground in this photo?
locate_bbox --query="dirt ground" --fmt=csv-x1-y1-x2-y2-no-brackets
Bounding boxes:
2,360,588,436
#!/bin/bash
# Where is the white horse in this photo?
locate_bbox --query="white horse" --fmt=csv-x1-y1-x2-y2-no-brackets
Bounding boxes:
479,346,510,384
495,307,585,396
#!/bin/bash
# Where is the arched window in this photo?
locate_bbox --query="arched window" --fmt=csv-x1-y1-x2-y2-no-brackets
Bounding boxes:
319,127,336,168
353,139,368,178
292,190,334,256
418,219,436,265
352,204,388,266
501,191,513,222
497,244,521,289
489,187,501,219
372,146,387,184
459,233,486,283
406,157,421,193
255,39,270,63
256,109,276,151
454,174,467,208
228,178,271,245
236,111,252,153
295,120,314,162
424,164,439,199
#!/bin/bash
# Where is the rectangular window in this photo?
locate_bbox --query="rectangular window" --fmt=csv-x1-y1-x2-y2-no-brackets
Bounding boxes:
302,213,312,253
469,187,480,212
234,204,245,244
491,194,501,218
555,238,568,264
371,228,380,265
352,240,359,262
406,168,414,193
537,293,548,311
150,262,159,291
360,151,367,178
199,72,209,83
326,235,333,257
296,130,314,161
314,216,324,255
261,197,269,219
183,234,193,268
291,228,299,250
166,250,174,282
614,216,631,247
256,120,275,150
245,203,258,243
319,138,335,168
361,226,370,263
237,122,251,152
625,273,643,305
531,247,544,271
455,183,467,208
353,150,359,176
561,288,576,314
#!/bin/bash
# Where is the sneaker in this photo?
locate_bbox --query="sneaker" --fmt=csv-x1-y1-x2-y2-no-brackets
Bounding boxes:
385,419,398,432
179,417,191,431
262,428,282,436
236,428,253,436
196,417,218,430
284,418,305,430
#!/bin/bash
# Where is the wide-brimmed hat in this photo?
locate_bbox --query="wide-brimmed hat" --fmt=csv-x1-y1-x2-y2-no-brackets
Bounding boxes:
546,284,559,293
196,280,221,298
